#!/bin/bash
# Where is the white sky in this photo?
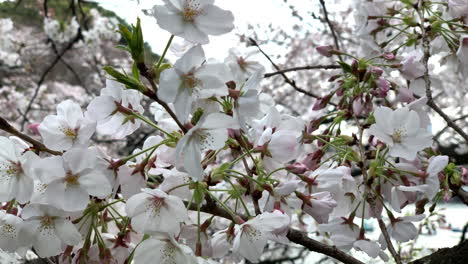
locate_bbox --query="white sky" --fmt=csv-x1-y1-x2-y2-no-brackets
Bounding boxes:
96,0,312,62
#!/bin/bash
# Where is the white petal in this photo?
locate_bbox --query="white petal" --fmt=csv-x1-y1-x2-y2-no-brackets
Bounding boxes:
194,5,234,35
54,219,82,246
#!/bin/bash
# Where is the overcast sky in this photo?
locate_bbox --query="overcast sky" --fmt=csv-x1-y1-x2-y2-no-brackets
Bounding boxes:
96,0,312,62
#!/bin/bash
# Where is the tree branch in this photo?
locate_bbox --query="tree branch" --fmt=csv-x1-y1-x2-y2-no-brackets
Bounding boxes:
318,0,342,60
185,200,364,264
0,116,62,155
417,0,468,143
264,65,340,78
21,29,83,130
409,239,468,264
250,38,335,104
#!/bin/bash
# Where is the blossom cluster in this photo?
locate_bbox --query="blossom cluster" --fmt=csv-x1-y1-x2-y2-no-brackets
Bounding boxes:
1,0,468,264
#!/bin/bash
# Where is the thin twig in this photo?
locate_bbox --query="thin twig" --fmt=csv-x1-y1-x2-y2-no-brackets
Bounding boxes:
416,0,468,143
318,0,342,60
21,30,83,130
250,38,333,102
264,64,340,78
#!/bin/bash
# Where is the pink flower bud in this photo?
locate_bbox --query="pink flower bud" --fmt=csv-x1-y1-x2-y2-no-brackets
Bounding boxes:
352,97,364,116
370,67,384,76
27,123,41,135
461,167,468,185
316,45,334,57
376,77,390,97
382,53,395,60
286,163,308,174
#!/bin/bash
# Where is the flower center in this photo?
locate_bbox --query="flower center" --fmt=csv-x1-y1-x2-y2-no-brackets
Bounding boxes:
146,197,165,217
242,224,261,241
182,0,202,22
39,216,55,230
237,57,248,71
1,223,16,238
183,73,201,90
60,126,78,140
2,161,23,177
391,129,404,143
64,171,79,185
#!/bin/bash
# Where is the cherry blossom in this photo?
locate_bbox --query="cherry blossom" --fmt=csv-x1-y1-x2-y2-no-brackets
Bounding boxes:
133,235,197,264
158,45,229,122
0,137,37,204
175,113,238,180
86,79,144,139
18,204,81,257
152,0,234,44
33,147,112,211
233,211,290,262
368,106,433,160
38,100,95,151
398,155,449,200
0,210,23,253
125,188,188,236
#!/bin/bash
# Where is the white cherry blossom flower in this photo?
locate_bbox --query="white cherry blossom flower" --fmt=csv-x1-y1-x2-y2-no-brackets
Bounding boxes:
319,217,360,250
134,235,197,264
368,106,432,160
18,204,81,258
233,211,290,263
0,136,37,204
86,79,144,139
175,113,238,181
33,147,113,211
158,45,229,122
379,214,425,249
225,47,265,84
398,155,449,200
301,191,338,224
125,188,188,236
0,210,23,252
400,50,425,80
152,0,234,44
38,99,96,151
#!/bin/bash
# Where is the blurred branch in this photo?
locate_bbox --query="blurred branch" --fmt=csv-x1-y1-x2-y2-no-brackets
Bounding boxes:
264,64,340,78
21,28,83,130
